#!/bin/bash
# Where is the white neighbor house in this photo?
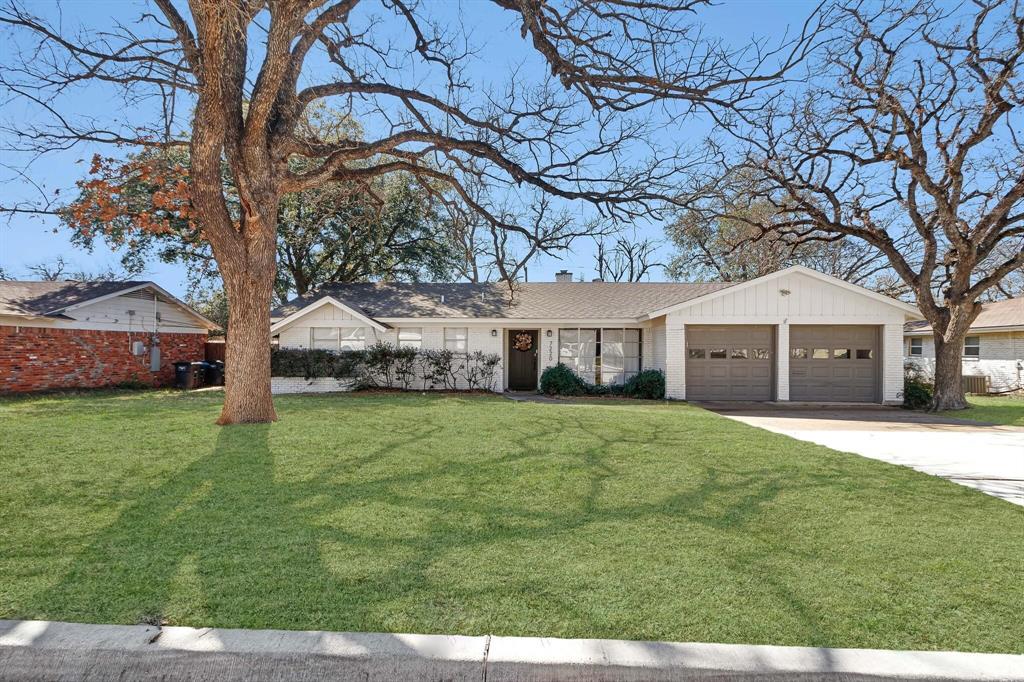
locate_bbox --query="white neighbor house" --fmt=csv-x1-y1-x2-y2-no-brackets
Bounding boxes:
270,265,920,404
904,298,1024,393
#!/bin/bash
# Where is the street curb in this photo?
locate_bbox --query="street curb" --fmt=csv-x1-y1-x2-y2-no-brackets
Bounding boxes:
1,620,1022,681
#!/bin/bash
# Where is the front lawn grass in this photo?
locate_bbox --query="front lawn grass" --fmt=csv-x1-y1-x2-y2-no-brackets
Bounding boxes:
1,391,1021,653
947,395,1024,427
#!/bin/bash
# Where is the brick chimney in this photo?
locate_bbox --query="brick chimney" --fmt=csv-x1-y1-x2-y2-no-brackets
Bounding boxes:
554,269,573,283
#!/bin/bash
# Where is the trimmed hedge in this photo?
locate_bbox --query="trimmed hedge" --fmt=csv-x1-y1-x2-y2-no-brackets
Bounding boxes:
270,348,362,380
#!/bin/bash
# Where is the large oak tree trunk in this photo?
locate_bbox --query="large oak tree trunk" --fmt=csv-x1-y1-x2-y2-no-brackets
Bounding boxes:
927,303,981,413
217,230,279,425
930,334,968,412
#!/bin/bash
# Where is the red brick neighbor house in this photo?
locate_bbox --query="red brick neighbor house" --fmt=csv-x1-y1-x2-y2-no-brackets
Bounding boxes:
0,281,218,393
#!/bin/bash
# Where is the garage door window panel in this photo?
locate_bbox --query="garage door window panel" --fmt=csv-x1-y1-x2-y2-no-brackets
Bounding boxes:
812,348,829,359
731,348,748,359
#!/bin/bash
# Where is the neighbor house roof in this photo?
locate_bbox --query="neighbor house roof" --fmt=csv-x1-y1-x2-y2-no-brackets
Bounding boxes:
0,280,153,317
271,281,737,322
904,297,1024,334
0,280,220,329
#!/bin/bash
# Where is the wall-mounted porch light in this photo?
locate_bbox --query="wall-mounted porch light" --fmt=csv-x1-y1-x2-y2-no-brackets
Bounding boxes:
491,329,498,337
545,329,552,338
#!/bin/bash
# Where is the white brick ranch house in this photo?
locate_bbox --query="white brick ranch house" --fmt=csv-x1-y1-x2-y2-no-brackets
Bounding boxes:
904,297,1024,393
270,265,921,404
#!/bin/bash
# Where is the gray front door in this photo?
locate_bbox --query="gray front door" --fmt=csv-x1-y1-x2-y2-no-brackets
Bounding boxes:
685,326,774,401
789,325,879,402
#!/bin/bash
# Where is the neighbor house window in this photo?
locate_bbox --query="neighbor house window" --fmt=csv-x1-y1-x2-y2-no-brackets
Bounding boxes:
444,327,468,353
398,328,422,349
909,338,923,356
311,327,365,351
963,336,980,357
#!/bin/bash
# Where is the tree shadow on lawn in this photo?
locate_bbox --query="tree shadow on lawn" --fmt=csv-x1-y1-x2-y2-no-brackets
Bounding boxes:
20,404,1024,651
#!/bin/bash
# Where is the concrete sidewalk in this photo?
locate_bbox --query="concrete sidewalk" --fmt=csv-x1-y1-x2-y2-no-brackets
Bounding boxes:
1,619,1022,681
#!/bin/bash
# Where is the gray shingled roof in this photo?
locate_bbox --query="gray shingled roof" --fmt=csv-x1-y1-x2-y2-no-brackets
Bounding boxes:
272,281,736,321
0,280,152,318
905,297,1024,333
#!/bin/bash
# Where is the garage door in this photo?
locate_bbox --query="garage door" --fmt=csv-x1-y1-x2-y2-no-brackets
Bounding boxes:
685,326,774,401
789,326,879,402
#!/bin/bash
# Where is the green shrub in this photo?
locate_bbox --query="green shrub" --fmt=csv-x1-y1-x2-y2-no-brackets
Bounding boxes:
270,348,364,380
903,363,934,409
540,363,586,396
623,369,666,399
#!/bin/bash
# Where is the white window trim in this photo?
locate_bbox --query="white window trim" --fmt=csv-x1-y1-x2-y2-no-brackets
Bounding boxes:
444,327,469,353
909,338,923,356
557,327,642,385
310,326,366,352
963,336,981,358
398,327,423,349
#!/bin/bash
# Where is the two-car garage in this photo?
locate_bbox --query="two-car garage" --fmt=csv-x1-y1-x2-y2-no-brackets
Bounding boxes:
685,324,880,403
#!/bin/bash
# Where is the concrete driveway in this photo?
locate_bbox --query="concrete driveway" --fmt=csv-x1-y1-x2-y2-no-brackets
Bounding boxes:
700,403,1024,507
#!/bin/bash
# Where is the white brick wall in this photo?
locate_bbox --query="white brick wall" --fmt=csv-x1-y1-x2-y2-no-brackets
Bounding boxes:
776,323,790,401
649,317,666,373
905,330,1024,392
882,323,904,404
271,377,356,394
664,314,686,399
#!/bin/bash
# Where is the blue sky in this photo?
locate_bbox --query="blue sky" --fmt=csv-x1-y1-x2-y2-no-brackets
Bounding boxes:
0,0,819,297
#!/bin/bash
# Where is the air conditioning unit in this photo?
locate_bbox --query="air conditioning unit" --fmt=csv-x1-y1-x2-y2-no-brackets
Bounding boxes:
962,375,988,395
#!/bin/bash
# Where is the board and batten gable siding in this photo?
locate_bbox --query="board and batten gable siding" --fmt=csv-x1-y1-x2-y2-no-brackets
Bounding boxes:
663,271,909,403
0,288,209,334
